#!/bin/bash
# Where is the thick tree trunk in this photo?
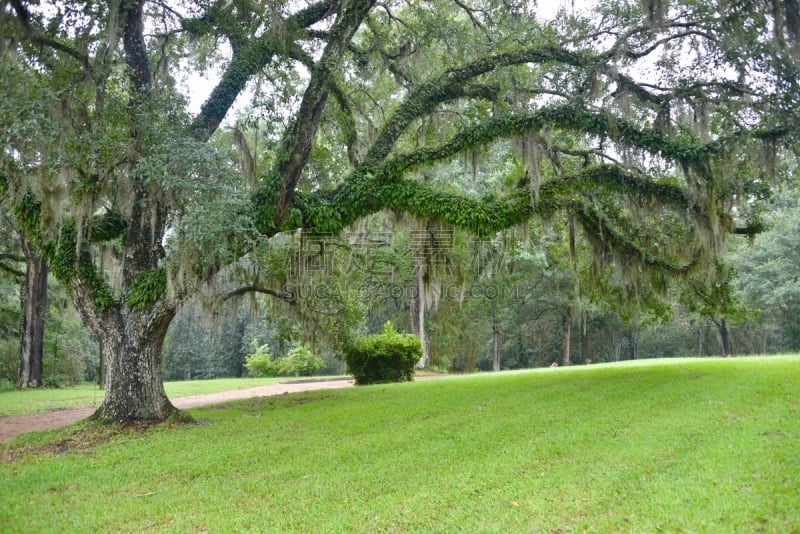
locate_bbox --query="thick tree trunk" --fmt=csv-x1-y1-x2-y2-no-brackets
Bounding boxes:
18,236,47,389
75,297,184,424
92,310,181,424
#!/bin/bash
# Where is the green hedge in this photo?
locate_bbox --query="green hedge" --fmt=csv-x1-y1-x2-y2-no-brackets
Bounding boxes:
344,322,421,385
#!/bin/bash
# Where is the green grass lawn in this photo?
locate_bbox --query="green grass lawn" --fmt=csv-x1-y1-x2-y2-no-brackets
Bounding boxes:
0,377,292,417
2,356,799,533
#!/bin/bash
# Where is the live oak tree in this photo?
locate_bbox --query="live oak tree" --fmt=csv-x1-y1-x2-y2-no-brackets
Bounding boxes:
1,0,797,423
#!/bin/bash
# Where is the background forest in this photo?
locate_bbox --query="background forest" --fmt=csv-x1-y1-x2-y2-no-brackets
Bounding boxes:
3,185,798,387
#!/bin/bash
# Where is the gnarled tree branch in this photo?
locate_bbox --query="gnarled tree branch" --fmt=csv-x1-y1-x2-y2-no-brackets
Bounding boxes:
221,284,296,303
272,0,378,226
189,1,338,141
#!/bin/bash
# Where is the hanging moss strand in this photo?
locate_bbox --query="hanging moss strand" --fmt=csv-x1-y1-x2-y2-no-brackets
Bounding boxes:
11,193,116,310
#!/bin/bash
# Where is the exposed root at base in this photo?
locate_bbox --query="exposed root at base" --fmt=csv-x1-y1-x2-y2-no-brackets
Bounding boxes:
2,410,195,463
89,403,195,427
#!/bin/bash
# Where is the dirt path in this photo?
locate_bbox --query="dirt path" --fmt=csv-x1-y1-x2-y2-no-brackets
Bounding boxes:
0,378,356,444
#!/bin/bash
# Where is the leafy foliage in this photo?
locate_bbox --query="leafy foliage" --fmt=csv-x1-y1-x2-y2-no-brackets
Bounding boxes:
244,342,274,378
125,269,167,310
244,340,325,378
282,343,325,377
731,191,800,350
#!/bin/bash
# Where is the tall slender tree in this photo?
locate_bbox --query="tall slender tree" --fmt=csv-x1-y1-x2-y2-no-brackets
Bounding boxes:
18,235,47,387
0,209,48,387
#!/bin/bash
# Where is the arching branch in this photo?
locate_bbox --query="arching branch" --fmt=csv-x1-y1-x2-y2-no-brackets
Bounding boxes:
8,0,93,70
571,199,699,275
355,104,716,188
359,45,593,169
11,193,116,311
272,0,377,225
0,254,25,279
189,1,338,141
221,285,296,304
284,42,360,167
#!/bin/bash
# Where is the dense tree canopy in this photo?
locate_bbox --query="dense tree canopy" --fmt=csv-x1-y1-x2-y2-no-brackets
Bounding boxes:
1,0,797,422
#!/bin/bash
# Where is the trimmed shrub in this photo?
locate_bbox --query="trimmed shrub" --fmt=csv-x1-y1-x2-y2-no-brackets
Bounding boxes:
344,321,421,385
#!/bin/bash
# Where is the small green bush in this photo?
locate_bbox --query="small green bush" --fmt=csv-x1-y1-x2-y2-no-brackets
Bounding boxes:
281,343,325,377
245,341,325,378
0,340,18,385
244,342,275,377
344,321,421,385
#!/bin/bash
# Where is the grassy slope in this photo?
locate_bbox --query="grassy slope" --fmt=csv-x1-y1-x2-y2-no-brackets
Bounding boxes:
1,356,798,533
0,377,291,417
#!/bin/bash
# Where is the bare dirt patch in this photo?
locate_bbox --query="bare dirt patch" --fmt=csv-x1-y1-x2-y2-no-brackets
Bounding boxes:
0,374,447,444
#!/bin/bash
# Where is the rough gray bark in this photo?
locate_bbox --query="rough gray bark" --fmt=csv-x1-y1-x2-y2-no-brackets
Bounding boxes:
411,258,429,368
492,308,500,371
65,0,184,424
18,235,47,389
80,301,181,423
562,306,572,366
